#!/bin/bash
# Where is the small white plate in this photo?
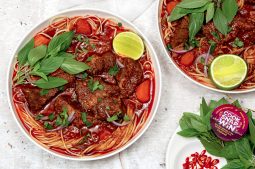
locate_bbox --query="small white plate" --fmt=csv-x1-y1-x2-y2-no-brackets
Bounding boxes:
166,127,227,169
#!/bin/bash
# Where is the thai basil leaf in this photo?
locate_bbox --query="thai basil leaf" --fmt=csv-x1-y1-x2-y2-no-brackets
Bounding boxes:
208,98,228,110
180,3,209,14
222,159,245,169
177,128,200,137
168,5,208,22
199,137,223,157
34,76,68,89
58,52,75,58
39,57,64,74
189,12,204,40
232,100,242,108
33,63,40,71
29,71,48,81
206,3,214,23
47,31,74,56
177,0,210,9
213,8,229,35
200,97,209,118
61,58,90,74
17,38,34,66
179,112,208,132
222,0,238,23
235,137,253,160
221,142,239,160
248,115,255,147
28,45,47,66
168,7,188,21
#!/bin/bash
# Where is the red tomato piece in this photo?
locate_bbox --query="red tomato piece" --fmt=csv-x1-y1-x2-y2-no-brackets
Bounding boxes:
166,1,178,14
75,19,92,35
34,34,50,47
180,51,195,66
136,80,151,103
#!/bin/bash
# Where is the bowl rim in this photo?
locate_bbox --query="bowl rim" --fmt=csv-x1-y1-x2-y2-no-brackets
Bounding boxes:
156,0,255,94
6,8,162,161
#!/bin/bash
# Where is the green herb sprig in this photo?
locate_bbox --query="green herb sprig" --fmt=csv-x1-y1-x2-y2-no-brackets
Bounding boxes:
178,98,255,168
168,0,238,40
15,31,90,89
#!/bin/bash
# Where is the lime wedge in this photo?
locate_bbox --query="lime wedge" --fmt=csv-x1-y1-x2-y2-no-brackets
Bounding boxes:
113,32,144,60
210,54,247,90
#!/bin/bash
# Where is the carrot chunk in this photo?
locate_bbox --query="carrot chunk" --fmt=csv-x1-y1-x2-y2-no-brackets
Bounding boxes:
136,80,151,103
75,19,92,35
166,1,178,14
34,34,50,47
180,51,195,66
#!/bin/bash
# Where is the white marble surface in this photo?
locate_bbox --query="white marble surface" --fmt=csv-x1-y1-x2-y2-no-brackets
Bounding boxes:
1,0,255,169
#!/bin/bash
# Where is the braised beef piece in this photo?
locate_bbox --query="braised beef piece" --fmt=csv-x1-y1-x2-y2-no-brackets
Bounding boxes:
87,52,116,75
89,41,111,54
51,69,75,83
202,22,224,43
203,9,255,47
54,96,95,128
99,72,116,84
116,58,143,97
21,85,58,112
96,97,125,120
75,78,120,110
247,0,255,4
169,16,189,48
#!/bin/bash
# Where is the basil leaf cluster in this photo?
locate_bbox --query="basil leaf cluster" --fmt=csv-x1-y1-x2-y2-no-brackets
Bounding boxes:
16,31,90,89
178,98,255,168
168,0,238,40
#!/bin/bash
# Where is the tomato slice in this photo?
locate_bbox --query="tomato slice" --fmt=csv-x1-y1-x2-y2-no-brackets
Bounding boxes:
34,34,50,47
136,80,151,103
180,51,195,66
166,1,178,14
75,19,92,35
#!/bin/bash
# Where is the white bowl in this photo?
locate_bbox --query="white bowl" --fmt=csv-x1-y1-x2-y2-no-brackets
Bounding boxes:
157,0,254,94
7,8,162,161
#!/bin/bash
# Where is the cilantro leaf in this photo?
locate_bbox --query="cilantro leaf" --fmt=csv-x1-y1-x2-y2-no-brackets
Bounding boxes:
44,122,53,130
48,113,55,121
123,115,130,122
81,112,93,127
107,115,118,122
88,78,104,92
232,38,244,48
108,64,119,76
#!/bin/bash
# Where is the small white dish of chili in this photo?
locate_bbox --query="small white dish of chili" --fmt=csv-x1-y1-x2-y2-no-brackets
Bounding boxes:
166,127,227,169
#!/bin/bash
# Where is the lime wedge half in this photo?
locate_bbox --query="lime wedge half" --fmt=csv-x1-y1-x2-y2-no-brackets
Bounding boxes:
210,54,247,90
113,32,144,60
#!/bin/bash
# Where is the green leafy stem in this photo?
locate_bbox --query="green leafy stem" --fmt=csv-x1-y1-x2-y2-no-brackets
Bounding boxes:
168,0,238,41
178,98,255,169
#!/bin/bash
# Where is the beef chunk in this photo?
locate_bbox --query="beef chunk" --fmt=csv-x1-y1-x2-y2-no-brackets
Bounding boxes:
75,78,120,110
103,52,116,69
87,52,116,75
51,69,75,83
170,16,189,48
202,22,224,43
116,58,143,97
247,0,255,4
231,15,255,31
86,55,104,75
21,85,58,112
96,97,125,120
54,96,92,128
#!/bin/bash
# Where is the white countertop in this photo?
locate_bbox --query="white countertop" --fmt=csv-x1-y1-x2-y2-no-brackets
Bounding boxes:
1,0,254,169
